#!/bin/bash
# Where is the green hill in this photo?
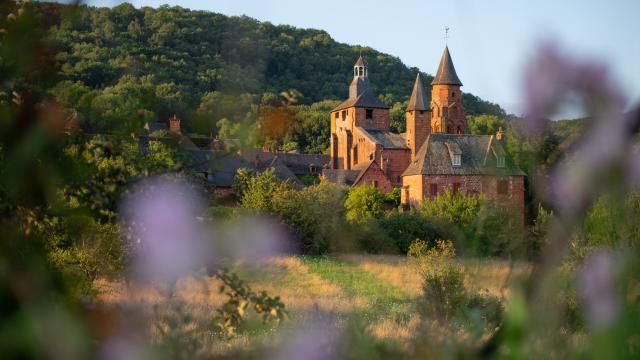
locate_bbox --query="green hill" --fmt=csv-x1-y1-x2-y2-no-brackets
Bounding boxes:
23,2,506,150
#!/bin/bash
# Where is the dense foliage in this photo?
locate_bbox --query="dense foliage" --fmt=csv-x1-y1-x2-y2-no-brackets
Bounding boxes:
16,2,506,151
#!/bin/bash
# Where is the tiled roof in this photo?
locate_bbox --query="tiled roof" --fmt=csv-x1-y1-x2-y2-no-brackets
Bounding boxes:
406,73,429,111
357,127,408,150
241,150,329,176
184,150,302,187
321,169,361,185
431,46,463,86
403,133,525,176
332,88,389,112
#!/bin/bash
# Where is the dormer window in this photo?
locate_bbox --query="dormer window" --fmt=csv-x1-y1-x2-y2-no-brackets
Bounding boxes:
497,156,505,168
453,154,461,167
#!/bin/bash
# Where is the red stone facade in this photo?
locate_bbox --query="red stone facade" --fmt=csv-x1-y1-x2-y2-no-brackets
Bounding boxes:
431,84,465,134
406,109,431,159
402,174,525,224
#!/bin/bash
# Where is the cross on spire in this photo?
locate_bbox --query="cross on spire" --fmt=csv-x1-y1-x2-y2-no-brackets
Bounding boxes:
444,26,450,44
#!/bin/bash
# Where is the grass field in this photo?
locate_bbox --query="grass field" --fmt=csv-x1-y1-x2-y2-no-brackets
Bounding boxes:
96,255,530,356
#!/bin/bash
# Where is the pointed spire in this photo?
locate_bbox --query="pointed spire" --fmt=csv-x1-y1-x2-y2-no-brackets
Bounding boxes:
431,46,462,86
406,73,428,111
354,55,365,68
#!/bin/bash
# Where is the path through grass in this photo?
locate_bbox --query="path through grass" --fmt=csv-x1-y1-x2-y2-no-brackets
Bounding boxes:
301,256,413,320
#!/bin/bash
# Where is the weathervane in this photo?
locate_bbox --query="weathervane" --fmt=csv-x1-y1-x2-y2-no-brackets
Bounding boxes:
444,26,450,44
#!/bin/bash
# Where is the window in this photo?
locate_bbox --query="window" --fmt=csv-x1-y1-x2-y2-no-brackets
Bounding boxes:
373,180,379,188
497,156,505,168
309,165,317,173
341,110,346,120
430,183,438,197
366,109,373,119
452,182,461,193
497,179,509,194
451,92,455,98
452,154,461,166
353,145,358,165
334,112,339,120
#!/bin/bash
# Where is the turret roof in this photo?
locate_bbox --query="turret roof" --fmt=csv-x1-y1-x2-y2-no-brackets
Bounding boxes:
431,46,463,86
406,73,429,111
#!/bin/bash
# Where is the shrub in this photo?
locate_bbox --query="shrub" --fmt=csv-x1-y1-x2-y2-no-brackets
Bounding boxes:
240,168,293,213
421,189,521,257
232,167,255,197
272,182,346,254
419,265,467,321
380,211,439,254
344,184,385,224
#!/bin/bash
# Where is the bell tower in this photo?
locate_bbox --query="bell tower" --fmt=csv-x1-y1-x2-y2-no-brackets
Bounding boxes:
430,46,465,134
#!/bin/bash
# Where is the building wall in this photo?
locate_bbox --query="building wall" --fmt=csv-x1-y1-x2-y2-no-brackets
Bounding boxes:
402,174,525,224
402,175,423,208
406,110,431,159
430,84,466,134
353,108,389,130
380,148,411,187
330,107,390,170
355,162,394,194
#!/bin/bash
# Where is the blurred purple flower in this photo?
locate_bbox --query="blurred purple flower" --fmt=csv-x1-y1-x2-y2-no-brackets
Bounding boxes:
121,177,214,282
222,215,291,261
522,41,635,215
576,250,620,331
270,320,340,360
98,333,146,360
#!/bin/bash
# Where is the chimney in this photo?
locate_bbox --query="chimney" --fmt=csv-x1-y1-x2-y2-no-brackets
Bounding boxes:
169,115,181,134
496,127,505,142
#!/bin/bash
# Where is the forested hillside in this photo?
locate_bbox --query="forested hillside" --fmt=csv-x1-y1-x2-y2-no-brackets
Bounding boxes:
24,2,505,151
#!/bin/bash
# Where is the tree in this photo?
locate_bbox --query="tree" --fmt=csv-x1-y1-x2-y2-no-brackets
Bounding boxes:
344,185,385,225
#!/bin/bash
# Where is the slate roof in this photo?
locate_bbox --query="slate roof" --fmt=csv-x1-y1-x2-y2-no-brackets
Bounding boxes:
403,133,526,176
357,127,408,150
431,46,463,86
322,169,361,186
332,89,389,111
406,74,429,111
184,150,302,187
322,160,373,186
240,150,329,176
332,57,389,112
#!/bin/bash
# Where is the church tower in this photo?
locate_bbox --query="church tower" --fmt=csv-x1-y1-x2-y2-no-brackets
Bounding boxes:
330,55,390,169
430,46,465,134
406,73,431,159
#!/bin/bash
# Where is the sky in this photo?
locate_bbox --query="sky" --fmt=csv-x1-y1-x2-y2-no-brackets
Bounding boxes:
60,0,640,117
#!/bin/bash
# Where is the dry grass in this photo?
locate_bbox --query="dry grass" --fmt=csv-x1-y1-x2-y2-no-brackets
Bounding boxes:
94,255,532,356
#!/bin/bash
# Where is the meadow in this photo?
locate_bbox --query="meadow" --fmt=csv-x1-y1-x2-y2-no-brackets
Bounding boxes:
96,255,530,357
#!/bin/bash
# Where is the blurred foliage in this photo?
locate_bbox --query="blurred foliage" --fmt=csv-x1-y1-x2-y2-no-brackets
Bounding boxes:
213,268,287,338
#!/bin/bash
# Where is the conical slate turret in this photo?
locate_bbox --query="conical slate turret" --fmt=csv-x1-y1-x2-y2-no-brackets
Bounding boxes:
406,73,428,111
431,46,462,86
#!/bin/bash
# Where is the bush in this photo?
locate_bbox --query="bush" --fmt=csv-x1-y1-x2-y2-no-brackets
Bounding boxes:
421,189,521,257
344,184,385,225
419,265,467,321
240,168,294,213
272,182,347,254
381,211,439,254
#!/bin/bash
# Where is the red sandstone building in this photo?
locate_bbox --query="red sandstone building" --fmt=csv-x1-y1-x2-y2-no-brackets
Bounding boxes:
323,46,525,217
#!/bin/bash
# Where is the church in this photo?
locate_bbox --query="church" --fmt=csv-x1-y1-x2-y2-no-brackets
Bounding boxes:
322,46,525,219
